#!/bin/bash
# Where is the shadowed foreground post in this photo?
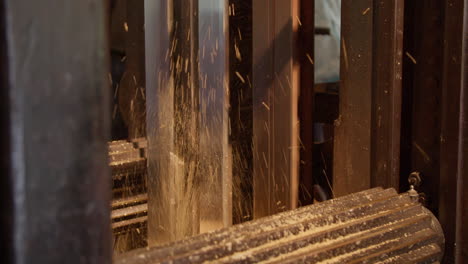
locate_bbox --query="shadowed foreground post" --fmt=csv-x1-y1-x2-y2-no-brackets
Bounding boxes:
1,0,112,263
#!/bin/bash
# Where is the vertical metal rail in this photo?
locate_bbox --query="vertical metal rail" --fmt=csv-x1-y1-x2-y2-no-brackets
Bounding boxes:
198,0,232,231
0,0,11,261
252,0,299,218
370,0,404,190
439,0,467,262
145,0,231,245
145,0,199,245
145,0,172,245
298,0,315,205
404,0,445,212
229,0,254,224
455,0,468,262
252,0,274,218
333,0,374,196
334,0,404,196
121,0,146,138
1,0,111,263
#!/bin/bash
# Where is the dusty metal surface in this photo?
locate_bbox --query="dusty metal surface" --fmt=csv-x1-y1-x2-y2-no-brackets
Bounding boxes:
109,139,148,253
144,0,200,245
116,188,444,264
145,0,231,245
198,0,232,232
109,139,147,198
112,194,148,254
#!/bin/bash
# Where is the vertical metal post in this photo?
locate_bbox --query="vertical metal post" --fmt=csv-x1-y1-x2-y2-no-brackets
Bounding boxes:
145,0,231,245
405,0,445,212
333,0,373,196
252,0,299,218
370,0,404,190
229,0,254,224
334,0,404,196
456,2,468,260
298,0,315,205
145,0,199,245
1,0,111,263
439,0,467,262
121,0,146,138
198,0,232,231
400,0,466,261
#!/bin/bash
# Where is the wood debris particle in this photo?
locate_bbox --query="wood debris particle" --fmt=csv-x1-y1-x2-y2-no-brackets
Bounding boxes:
362,7,371,15
306,53,314,65
235,71,245,83
406,52,417,64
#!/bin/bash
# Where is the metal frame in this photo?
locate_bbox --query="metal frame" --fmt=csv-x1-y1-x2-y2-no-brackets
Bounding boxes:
1,0,467,262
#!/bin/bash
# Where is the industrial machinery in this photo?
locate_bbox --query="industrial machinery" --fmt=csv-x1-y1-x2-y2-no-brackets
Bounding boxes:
115,188,444,263
108,135,446,262
2,0,467,264
109,139,148,252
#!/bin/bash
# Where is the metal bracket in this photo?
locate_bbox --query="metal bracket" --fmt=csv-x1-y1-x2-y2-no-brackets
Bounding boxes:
408,171,426,204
